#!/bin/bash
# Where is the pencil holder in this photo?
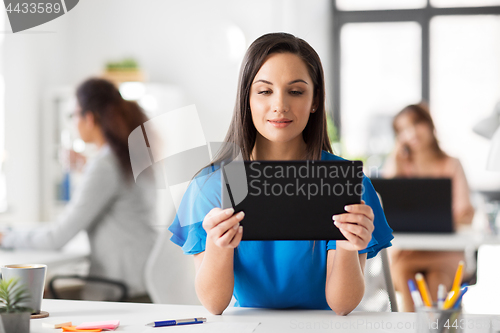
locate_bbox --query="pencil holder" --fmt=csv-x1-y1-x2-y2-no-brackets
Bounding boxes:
416,306,463,333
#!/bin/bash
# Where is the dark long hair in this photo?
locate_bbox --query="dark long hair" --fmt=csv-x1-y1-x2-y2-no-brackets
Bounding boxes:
393,102,447,160
76,78,149,179
212,32,332,164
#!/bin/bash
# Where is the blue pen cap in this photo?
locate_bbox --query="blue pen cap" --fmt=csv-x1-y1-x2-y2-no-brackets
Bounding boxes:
407,279,417,292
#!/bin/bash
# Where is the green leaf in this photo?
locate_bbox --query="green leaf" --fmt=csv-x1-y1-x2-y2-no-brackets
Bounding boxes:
0,278,31,313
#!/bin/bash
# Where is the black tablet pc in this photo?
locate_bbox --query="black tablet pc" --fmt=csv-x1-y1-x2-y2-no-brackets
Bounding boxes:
221,160,363,241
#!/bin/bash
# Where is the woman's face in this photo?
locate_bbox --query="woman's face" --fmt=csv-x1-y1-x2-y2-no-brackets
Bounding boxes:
394,112,434,152
249,52,316,146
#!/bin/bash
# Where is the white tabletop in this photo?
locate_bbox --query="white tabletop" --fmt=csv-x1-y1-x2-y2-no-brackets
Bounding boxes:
30,299,500,333
0,231,90,270
0,249,88,270
391,228,500,251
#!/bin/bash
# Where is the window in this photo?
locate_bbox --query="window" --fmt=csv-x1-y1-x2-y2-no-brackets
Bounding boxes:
341,22,421,157
336,0,426,11
333,1,500,187
0,14,6,213
431,0,500,8
430,15,500,186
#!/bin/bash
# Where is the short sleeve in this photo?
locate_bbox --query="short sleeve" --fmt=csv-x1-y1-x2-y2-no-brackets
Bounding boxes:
168,167,222,255
327,175,394,259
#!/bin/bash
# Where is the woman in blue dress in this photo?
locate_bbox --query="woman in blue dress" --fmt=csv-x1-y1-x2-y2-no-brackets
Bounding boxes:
169,33,393,315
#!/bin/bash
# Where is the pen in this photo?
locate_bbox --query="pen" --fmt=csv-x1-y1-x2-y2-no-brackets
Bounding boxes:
443,260,465,309
221,164,236,209
438,284,446,309
450,261,464,295
443,289,462,310
452,287,468,310
415,273,433,307
407,279,424,308
146,317,207,327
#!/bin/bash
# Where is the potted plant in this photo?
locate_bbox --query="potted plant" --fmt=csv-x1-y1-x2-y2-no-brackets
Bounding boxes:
0,278,32,333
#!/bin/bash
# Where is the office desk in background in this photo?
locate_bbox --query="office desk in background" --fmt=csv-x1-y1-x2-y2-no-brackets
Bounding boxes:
0,249,88,269
391,228,500,251
31,299,500,333
0,231,90,272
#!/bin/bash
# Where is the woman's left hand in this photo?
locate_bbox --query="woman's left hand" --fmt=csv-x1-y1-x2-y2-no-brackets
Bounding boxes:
332,200,374,251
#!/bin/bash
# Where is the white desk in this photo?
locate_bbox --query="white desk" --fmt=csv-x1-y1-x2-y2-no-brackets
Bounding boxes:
0,231,90,270
391,229,500,251
0,230,90,286
0,249,88,270
30,300,500,333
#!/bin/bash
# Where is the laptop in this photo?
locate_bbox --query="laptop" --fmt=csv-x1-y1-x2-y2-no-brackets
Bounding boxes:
370,178,453,233
221,160,363,241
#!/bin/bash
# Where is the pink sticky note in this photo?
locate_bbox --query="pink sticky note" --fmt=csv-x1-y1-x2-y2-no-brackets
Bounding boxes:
75,320,120,330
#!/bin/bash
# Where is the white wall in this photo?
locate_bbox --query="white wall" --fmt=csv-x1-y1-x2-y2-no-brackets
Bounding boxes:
2,15,71,223
64,0,332,141
1,0,332,222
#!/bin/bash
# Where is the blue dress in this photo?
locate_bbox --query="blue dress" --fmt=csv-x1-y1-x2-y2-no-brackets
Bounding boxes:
169,151,393,310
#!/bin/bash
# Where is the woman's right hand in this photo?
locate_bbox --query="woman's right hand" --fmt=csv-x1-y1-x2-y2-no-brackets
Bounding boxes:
203,208,244,248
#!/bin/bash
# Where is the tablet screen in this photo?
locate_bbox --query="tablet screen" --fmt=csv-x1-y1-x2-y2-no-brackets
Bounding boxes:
221,160,363,241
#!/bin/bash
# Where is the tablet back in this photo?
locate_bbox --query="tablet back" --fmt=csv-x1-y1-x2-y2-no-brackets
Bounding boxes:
370,178,453,233
221,160,363,240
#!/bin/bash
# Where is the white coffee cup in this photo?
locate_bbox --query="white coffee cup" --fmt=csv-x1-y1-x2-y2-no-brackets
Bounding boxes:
1,264,47,314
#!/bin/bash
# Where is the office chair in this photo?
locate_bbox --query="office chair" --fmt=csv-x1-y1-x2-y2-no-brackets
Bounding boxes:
354,192,399,312
48,275,128,302
354,247,399,312
144,195,200,305
144,226,200,305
